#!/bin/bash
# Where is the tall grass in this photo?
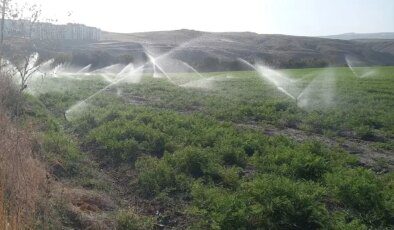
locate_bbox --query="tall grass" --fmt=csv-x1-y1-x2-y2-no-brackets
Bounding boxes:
0,73,46,228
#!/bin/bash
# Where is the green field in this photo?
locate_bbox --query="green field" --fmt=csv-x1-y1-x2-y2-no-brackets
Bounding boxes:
26,66,393,228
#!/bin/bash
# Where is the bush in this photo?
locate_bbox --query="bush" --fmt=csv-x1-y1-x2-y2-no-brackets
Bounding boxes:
214,141,247,167
355,125,379,141
42,131,84,177
168,147,219,179
243,174,329,229
190,183,248,229
325,168,392,226
240,133,267,157
116,209,156,230
254,145,330,181
71,114,98,136
135,156,190,198
191,175,329,229
331,211,368,230
218,166,241,189
291,152,329,180
87,121,140,163
0,72,19,113
87,119,167,163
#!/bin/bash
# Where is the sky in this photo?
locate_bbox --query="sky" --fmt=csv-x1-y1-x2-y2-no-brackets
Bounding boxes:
14,0,394,36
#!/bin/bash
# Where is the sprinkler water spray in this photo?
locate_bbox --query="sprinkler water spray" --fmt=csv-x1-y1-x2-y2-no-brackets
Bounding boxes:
238,58,299,102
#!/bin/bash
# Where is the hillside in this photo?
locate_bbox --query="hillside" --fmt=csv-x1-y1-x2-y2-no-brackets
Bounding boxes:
29,30,394,72
354,39,394,56
323,32,394,40
100,30,394,71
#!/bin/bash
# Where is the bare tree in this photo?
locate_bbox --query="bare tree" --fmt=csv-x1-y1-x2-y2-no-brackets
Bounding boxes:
12,2,42,38
0,1,42,39
13,52,40,92
0,1,47,92
0,0,8,45
26,4,41,38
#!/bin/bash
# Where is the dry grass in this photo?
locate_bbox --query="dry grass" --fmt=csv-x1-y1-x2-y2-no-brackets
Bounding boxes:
0,71,117,229
0,73,46,229
0,113,46,229
0,73,19,115
50,185,117,229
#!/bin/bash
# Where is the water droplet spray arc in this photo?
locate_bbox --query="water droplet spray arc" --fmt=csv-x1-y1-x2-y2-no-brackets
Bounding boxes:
238,58,300,102
77,64,92,73
146,53,176,84
345,56,377,78
238,58,337,110
65,63,145,120
65,44,209,120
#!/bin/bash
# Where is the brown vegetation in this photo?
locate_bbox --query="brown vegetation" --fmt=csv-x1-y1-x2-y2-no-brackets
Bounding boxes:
0,72,18,115
51,185,117,229
0,74,46,229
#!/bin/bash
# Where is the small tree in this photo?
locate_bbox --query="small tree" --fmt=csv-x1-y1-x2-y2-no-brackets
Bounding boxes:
13,52,40,92
26,4,41,38
0,0,46,45
0,1,47,92
0,0,8,45
5,1,42,38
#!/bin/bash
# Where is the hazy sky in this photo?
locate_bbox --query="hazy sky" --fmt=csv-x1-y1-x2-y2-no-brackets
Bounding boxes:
16,0,394,36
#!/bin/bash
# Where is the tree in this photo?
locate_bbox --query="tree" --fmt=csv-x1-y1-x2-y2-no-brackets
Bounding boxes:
0,0,48,42
26,4,41,38
0,1,47,92
0,0,8,45
13,52,40,92
6,1,42,38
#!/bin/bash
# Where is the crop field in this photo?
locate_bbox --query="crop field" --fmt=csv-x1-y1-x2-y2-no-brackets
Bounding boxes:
24,66,393,228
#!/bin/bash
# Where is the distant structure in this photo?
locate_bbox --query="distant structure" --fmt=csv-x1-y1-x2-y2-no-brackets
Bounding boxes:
3,19,101,41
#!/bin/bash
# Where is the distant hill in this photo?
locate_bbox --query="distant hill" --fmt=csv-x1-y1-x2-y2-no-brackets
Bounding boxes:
100,30,394,71
32,29,394,71
355,39,394,56
323,32,394,40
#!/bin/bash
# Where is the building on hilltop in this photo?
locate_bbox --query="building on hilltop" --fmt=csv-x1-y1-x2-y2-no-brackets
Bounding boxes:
3,19,101,41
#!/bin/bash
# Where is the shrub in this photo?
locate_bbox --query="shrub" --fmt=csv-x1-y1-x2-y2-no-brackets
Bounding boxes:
356,126,381,141
331,211,368,230
381,173,394,226
190,183,248,229
87,119,167,163
191,175,329,229
0,72,19,114
243,174,329,229
116,209,156,230
291,152,329,180
324,168,392,226
240,134,267,157
87,121,140,163
168,147,219,179
42,131,84,177
71,114,98,136
254,145,330,181
218,166,241,189
214,141,247,167
135,156,190,198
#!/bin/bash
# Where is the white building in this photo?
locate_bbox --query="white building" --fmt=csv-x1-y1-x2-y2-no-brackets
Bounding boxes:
3,19,101,41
